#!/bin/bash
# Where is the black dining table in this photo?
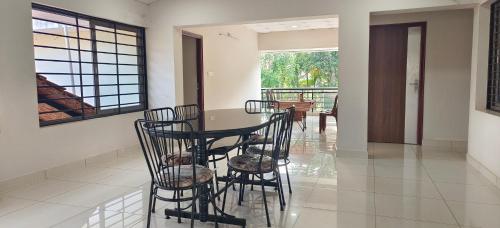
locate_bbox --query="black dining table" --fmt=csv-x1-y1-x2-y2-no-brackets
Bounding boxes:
164,108,273,227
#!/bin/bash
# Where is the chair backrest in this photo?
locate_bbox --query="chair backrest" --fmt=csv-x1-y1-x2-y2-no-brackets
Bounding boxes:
135,119,197,190
255,109,292,171
144,107,176,122
331,95,338,112
281,107,295,159
245,100,279,114
174,104,200,121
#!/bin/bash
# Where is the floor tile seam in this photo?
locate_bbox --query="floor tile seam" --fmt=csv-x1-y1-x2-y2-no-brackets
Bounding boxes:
374,214,462,227
420,161,461,226
0,198,45,219
444,199,500,207
0,201,88,221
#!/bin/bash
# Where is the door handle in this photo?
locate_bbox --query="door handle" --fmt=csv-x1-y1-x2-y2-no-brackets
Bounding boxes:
409,79,419,92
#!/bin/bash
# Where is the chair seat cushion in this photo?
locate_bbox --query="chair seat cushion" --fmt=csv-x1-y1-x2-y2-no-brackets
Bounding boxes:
159,165,213,188
228,154,273,173
161,151,193,166
246,145,287,159
248,134,272,145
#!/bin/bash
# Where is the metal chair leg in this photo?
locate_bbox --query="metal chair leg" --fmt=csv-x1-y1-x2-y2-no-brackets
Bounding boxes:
260,176,271,227
152,186,157,213
191,187,197,228
285,163,293,194
277,171,286,208
250,174,255,191
209,182,219,228
177,190,182,224
147,182,154,228
212,155,221,200
238,174,244,205
222,169,231,212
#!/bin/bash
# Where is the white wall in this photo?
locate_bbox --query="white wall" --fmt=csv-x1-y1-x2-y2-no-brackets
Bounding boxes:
184,25,261,110
371,9,474,145
258,28,338,51
0,0,148,182
468,1,500,179
147,0,480,154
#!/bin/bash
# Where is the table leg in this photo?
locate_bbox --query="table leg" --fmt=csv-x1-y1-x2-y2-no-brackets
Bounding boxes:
241,134,249,153
198,136,209,222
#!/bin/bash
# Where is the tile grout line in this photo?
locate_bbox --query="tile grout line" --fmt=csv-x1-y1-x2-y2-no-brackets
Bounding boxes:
419,158,462,227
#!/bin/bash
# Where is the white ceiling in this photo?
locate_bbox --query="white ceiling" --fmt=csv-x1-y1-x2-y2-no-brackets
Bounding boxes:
246,17,338,33
135,0,158,5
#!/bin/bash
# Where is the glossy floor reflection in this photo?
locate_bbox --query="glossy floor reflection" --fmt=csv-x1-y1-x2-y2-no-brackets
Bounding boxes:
1,116,500,227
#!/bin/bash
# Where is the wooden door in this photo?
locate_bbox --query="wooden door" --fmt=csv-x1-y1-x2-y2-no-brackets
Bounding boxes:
368,24,409,143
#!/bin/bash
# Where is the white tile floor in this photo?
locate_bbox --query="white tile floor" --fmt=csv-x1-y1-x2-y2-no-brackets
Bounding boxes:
1,116,500,227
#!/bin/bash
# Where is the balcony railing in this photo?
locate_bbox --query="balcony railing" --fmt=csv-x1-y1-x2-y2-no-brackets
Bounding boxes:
261,87,338,112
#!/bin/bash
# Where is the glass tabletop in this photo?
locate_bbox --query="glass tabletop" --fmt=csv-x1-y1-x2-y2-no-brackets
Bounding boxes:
192,108,272,136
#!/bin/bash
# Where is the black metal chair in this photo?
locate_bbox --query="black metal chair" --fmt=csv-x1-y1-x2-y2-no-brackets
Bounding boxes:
221,109,291,227
244,100,279,147
144,107,176,122
174,104,200,121
135,119,218,228
247,107,295,196
245,100,279,114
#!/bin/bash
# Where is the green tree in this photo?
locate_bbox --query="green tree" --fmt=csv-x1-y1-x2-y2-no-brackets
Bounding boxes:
260,51,338,88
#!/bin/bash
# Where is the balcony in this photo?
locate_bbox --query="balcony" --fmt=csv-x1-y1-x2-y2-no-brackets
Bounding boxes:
261,87,338,112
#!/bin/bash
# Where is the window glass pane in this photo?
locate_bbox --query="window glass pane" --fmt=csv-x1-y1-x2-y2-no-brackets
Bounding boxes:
82,86,95,97
32,19,78,38
117,45,137,55
120,94,140,104
117,34,136,45
97,41,116,53
97,53,117,64
100,96,118,107
81,63,94,74
119,75,139,84
119,65,138,74
35,61,77,74
32,9,76,25
95,30,115,43
99,76,117,85
33,33,77,49
99,86,118,96
120,85,139,94
118,55,138,64
98,64,117,74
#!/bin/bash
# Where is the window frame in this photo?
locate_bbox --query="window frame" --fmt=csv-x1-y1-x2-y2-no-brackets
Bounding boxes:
32,3,148,126
488,0,500,112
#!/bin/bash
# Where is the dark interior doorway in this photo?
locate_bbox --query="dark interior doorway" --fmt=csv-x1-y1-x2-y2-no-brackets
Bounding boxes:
368,22,426,145
182,31,204,112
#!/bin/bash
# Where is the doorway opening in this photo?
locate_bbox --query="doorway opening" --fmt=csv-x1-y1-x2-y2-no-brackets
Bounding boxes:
182,31,204,113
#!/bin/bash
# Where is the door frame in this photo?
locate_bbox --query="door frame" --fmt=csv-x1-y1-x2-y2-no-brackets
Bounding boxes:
369,22,426,145
182,31,205,113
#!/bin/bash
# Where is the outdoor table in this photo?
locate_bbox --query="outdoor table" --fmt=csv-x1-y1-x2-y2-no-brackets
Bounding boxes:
163,108,273,227
277,99,315,131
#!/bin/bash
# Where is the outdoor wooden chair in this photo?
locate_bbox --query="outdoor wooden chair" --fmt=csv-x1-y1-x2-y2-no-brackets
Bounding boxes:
319,95,338,133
